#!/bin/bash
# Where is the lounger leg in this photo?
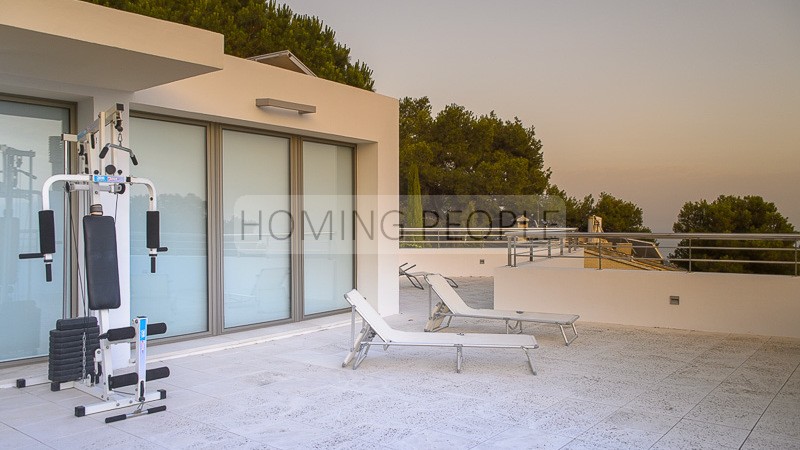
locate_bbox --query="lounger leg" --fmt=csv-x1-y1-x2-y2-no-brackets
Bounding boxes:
352,331,376,370
505,320,523,334
409,274,424,290
523,348,537,375
425,302,450,332
353,343,369,370
456,345,464,373
343,327,368,368
343,306,369,368
560,324,579,346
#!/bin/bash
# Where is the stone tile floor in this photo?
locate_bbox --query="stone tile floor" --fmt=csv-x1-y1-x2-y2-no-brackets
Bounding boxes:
1,277,799,449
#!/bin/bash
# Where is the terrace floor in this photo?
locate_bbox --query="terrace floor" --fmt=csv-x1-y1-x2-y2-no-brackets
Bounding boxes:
1,277,799,449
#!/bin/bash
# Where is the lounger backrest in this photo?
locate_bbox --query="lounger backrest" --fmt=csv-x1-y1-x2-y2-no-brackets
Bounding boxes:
344,289,395,339
425,274,477,315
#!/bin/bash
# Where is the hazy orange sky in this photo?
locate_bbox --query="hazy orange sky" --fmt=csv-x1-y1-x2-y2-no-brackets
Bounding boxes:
284,0,799,231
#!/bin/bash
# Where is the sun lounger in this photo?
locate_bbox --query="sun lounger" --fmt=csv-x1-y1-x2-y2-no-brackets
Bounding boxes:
342,289,538,374
424,274,579,346
399,263,458,290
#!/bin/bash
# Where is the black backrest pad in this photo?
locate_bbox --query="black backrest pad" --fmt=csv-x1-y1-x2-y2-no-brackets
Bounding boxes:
83,215,121,310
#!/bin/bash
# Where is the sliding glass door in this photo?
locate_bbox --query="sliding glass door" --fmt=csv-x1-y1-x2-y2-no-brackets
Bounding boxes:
222,130,292,328
0,99,70,362
302,142,353,316
129,117,209,336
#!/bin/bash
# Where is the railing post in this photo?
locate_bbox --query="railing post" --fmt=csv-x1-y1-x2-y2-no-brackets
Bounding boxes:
597,240,602,270
514,236,519,267
688,238,692,273
795,240,798,277
507,236,513,267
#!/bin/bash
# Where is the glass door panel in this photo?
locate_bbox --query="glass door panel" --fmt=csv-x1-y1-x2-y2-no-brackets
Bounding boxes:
129,117,208,336
302,142,353,316
222,130,291,327
0,100,69,362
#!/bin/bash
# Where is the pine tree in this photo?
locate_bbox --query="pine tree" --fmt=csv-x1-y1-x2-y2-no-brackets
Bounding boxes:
82,0,374,90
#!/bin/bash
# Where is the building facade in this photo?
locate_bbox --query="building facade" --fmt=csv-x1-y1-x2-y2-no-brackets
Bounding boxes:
0,0,399,363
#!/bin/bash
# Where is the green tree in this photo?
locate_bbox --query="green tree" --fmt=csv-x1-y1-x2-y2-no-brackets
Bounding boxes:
399,97,550,198
399,97,434,197
543,188,647,232
403,164,423,243
672,195,796,274
592,192,651,233
82,0,374,90
546,185,594,230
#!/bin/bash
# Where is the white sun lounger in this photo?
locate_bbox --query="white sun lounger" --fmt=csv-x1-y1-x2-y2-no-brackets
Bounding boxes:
342,289,538,374
399,263,457,290
423,274,580,346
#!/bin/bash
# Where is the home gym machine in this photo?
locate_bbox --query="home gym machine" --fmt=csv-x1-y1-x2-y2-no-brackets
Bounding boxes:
18,104,170,423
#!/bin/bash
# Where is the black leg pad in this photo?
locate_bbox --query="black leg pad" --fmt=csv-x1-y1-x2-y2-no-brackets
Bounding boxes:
103,326,136,342
104,413,126,423
147,322,167,336
146,367,170,381
108,372,138,389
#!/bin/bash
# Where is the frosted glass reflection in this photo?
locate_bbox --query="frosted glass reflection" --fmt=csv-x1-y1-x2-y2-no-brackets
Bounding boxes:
129,118,208,336
0,101,69,362
223,130,291,328
303,142,353,316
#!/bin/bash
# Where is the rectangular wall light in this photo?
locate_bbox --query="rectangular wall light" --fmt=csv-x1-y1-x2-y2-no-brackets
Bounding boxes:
255,98,316,114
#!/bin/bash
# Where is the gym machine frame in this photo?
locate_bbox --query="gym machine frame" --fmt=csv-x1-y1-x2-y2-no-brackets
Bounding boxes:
19,104,169,422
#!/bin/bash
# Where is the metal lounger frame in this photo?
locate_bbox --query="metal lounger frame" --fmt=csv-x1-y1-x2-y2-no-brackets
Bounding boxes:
424,274,579,346
399,263,458,290
341,290,537,374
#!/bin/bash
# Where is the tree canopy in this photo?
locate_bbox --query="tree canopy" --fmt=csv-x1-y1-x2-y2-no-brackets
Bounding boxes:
546,185,594,230
672,195,796,274
592,192,651,233
82,0,375,90
400,97,550,198
545,187,649,232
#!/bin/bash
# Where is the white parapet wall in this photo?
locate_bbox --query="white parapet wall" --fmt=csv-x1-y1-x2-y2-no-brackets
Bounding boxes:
399,246,584,277
399,248,509,277
495,264,800,338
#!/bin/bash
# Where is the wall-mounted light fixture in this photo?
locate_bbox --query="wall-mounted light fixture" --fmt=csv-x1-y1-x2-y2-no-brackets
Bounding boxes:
255,98,316,114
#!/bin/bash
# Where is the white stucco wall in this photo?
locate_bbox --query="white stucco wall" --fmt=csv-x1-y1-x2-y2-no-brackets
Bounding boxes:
399,248,511,277
399,246,584,277
495,265,800,338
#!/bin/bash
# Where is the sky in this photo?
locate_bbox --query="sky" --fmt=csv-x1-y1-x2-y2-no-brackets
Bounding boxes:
283,0,800,232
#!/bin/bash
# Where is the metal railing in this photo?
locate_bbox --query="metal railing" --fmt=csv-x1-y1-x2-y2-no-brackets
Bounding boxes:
399,227,576,249
505,230,800,276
